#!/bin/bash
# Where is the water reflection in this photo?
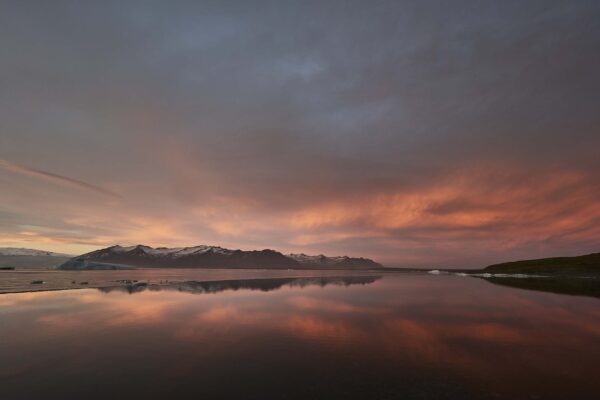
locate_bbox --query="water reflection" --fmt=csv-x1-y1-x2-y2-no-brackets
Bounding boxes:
97,275,382,294
1,274,599,400
482,275,600,298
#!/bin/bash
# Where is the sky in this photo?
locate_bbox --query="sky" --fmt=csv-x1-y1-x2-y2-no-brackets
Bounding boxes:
1,0,599,268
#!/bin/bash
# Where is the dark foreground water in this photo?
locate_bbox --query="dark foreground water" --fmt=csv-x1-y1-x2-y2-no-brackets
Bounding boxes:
1,272,599,400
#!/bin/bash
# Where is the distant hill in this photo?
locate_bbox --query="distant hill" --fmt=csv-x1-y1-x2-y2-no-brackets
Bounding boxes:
58,244,384,270
0,247,71,257
484,253,600,275
0,247,72,269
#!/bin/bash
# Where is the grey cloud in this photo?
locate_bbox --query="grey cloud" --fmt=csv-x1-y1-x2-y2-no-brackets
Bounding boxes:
1,0,599,265
0,159,120,198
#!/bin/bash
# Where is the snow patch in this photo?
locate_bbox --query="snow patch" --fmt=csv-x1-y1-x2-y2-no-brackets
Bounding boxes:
108,245,234,258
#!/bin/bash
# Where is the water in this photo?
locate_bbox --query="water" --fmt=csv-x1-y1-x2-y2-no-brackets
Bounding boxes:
1,271,599,399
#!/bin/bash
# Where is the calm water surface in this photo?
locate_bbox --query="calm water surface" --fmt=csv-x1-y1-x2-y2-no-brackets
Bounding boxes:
1,272,599,399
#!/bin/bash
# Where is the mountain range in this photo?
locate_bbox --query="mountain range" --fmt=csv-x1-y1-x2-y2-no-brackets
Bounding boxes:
0,247,72,269
0,247,71,257
58,244,384,270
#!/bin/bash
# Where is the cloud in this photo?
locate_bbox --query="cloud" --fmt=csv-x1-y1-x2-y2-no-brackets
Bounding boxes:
0,1,599,265
0,159,120,199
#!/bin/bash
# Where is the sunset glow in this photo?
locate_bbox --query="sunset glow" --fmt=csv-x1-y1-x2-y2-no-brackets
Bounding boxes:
1,1,599,267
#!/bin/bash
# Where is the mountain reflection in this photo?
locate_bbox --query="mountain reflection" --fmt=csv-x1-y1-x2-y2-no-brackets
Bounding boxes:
482,276,600,298
97,275,382,295
2,274,600,399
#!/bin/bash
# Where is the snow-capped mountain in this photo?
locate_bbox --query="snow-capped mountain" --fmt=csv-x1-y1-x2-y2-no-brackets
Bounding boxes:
287,253,383,269
59,244,384,270
0,247,71,257
107,244,234,258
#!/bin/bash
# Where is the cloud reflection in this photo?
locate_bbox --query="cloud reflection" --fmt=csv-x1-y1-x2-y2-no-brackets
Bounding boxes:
2,274,600,398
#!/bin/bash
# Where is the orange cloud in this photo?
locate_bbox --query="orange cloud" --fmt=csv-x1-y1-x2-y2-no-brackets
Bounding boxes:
2,160,599,266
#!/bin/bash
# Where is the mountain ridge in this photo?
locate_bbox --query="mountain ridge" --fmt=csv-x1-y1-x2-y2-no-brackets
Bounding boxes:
59,244,384,270
0,247,72,257
483,252,600,274
0,248,72,269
